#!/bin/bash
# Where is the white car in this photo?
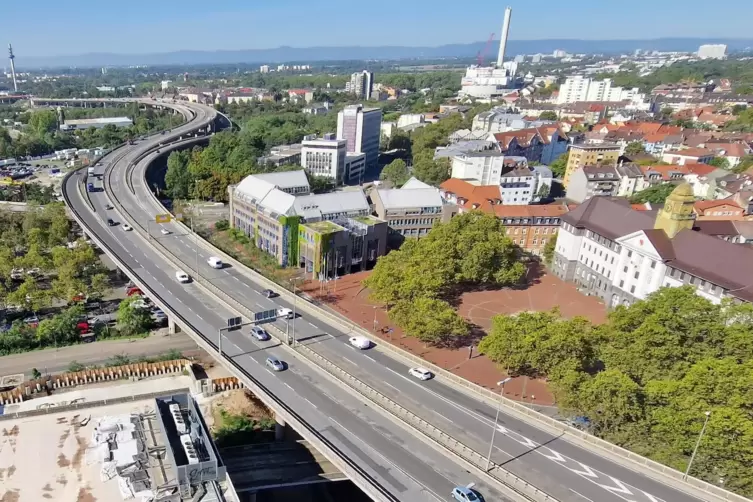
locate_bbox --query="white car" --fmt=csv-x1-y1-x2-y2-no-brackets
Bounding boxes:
122,223,133,231
277,307,294,320
349,336,371,350
409,367,433,381
175,270,191,283
160,228,171,235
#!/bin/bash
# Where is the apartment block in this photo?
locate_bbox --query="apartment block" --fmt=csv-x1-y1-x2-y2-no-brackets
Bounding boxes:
337,104,382,171
301,134,347,182
563,143,621,188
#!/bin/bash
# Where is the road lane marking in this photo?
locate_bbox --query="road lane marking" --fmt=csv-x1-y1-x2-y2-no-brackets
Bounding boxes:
283,382,294,391
303,397,318,409
364,355,377,363
308,322,319,329
569,489,595,502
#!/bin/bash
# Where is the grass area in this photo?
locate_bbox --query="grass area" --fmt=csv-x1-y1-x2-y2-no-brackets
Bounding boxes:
207,229,300,288
67,349,185,372
209,390,276,448
352,215,382,225
305,220,343,233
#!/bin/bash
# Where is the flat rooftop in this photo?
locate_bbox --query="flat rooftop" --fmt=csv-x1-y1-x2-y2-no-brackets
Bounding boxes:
304,220,345,234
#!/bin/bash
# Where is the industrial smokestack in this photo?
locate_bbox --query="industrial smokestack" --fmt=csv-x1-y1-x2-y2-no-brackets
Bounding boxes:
496,7,512,67
8,44,18,93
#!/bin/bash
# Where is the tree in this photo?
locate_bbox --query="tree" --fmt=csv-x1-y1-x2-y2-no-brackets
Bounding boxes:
629,183,677,204
35,305,86,348
117,296,153,337
549,152,569,179
387,130,411,151
27,110,58,136
165,150,192,199
576,370,645,436
536,182,550,201
542,236,556,266
708,157,731,170
731,155,753,174
539,111,558,121
389,297,469,346
412,154,449,187
379,159,410,187
625,142,646,157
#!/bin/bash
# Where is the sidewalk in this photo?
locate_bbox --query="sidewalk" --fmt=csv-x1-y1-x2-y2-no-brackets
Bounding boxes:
299,269,605,407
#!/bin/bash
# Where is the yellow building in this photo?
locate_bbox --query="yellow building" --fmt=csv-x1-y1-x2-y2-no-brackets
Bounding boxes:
563,143,621,188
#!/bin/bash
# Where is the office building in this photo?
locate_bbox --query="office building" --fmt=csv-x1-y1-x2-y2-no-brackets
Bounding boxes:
697,44,728,60
301,134,347,182
551,185,753,307
260,65,270,73
228,172,386,271
257,143,302,168
371,178,458,242
60,117,133,131
337,104,382,171
563,143,621,188
345,152,366,183
346,71,374,100
557,76,644,105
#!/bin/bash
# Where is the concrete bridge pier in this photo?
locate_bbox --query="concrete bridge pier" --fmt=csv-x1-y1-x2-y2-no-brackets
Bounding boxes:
275,415,286,441
168,317,180,334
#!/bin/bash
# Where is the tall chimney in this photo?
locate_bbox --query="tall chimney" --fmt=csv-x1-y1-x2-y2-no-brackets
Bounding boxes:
496,7,512,67
8,44,18,93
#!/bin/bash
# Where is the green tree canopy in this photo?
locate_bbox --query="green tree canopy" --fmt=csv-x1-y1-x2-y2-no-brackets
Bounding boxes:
549,152,569,179
629,183,678,204
379,159,410,187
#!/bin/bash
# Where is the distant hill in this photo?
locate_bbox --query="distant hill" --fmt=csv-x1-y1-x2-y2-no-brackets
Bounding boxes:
18,38,753,69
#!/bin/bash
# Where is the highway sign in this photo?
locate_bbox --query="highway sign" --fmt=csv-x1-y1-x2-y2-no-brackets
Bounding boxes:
227,316,242,331
155,213,172,224
254,309,277,323
174,213,183,220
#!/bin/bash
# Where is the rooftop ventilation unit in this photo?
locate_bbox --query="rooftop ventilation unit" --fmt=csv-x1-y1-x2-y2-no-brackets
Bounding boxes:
180,434,199,465
169,403,188,434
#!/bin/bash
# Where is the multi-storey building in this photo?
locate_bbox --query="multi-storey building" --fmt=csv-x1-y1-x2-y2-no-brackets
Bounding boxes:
557,76,645,105
566,165,621,203
257,143,302,168
228,172,386,272
440,178,569,255
563,143,621,188
449,154,550,204
346,71,374,100
301,134,347,182
552,185,753,307
337,104,382,170
698,44,728,60
371,178,457,243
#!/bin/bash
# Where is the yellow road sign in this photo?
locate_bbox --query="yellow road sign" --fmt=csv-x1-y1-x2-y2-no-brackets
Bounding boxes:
155,213,172,224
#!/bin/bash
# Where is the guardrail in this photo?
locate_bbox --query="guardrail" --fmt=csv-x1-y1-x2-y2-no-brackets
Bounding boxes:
136,151,750,502
61,109,402,502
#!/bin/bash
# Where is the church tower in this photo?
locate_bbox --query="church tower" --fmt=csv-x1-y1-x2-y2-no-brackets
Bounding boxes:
654,182,696,238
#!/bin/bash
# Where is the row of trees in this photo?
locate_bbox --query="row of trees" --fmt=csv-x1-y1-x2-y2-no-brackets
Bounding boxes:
478,287,753,495
363,212,525,345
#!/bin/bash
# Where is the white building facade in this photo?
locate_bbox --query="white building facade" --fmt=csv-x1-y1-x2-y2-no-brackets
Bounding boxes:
301,135,347,182
557,76,645,105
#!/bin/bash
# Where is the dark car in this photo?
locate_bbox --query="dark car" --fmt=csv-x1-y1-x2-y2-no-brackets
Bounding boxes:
107,218,116,226
262,289,276,298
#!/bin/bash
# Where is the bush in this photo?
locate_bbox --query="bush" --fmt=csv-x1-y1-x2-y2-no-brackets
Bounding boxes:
215,219,230,231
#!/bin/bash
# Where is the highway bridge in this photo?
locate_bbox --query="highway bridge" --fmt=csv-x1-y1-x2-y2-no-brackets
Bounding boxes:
60,97,747,502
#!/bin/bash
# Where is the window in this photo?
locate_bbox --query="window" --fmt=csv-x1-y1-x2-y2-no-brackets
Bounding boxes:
627,250,633,258
630,285,636,294
634,271,639,279
623,266,628,273
670,268,677,278
679,272,686,281
611,257,615,264
689,276,696,285
650,260,656,269
620,280,624,288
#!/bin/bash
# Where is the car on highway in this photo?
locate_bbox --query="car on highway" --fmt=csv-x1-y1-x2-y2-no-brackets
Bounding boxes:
262,289,276,298
408,367,433,381
207,256,223,269
122,223,133,231
265,356,285,371
105,204,113,210
348,336,371,350
250,326,270,341
107,218,116,226
175,270,191,283
451,484,483,502
276,307,294,319
160,228,171,235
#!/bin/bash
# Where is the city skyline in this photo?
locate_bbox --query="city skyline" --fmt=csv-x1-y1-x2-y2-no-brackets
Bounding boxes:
4,0,753,58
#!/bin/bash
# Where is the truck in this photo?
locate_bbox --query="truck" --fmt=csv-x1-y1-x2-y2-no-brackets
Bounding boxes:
87,166,95,176
87,182,95,192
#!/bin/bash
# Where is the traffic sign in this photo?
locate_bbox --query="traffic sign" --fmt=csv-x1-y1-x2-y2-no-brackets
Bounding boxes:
174,213,183,220
227,316,242,331
155,213,172,224
254,309,277,323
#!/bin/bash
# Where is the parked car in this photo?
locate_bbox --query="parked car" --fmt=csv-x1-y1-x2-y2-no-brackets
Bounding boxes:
126,286,143,297
23,316,40,328
250,326,270,341
348,336,371,350
265,356,285,371
408,367,433,381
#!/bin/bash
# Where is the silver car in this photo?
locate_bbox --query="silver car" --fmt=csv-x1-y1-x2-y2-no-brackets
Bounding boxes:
251,326,270,341
265,356,285,371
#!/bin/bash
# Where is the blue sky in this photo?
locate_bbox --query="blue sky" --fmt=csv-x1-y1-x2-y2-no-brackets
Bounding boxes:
4,0,753,56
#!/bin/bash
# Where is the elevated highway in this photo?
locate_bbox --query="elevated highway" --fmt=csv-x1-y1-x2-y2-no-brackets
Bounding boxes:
62,97,748,502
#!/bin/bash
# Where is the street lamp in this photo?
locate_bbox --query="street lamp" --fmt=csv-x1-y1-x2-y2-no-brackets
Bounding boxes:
486,377,513,471
684,411,711,480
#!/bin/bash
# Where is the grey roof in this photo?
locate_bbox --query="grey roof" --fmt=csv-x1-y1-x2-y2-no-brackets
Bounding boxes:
401,177,433,189
376,187,444,209
562,197,655,240
293,191,369,219
615,163,643,178
532,165,553,178
434,140,497,159
253,170,309,189
582,165,619,179
233,175,296,216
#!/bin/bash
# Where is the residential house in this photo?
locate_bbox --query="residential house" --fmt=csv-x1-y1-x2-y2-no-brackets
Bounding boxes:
662,148,716,166
693,200,746,221
563,143,621,187
715,173,753,199
489,128,545,163
567,165,621,203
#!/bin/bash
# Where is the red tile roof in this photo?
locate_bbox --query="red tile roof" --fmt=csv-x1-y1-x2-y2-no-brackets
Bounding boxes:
694,199,743,212
664,147,716,158
682,163,718,176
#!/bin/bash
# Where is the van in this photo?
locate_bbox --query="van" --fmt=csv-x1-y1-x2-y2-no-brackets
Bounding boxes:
207,256,223,269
